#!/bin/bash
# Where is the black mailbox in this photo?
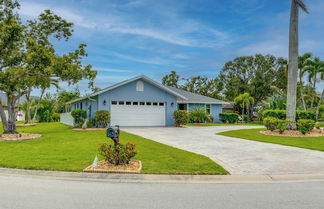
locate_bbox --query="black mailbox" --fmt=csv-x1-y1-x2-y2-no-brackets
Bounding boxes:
107,125,120,144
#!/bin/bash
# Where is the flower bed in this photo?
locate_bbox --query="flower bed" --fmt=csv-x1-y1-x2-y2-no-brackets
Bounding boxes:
0,133,42,141
83,160,142,173
260,129,324,138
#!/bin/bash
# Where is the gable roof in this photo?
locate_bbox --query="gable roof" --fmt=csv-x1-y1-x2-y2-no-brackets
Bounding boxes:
67,75,187,104
165,86,229,105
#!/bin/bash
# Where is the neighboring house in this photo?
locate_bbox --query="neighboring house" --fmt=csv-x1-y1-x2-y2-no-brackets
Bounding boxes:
65,75,228,126
222,102,235,112
0,92,26,122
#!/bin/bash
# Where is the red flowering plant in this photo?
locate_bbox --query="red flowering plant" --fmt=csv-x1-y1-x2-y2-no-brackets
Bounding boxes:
98,142,136,165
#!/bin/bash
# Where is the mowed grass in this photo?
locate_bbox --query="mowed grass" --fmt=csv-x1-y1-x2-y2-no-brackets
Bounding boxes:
218,128,324,152
0,123,227,174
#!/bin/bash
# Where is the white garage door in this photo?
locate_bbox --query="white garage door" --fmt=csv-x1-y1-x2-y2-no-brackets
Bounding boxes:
110,101,166,126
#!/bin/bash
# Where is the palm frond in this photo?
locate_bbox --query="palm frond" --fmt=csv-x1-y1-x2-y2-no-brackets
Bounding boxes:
296,0,309,13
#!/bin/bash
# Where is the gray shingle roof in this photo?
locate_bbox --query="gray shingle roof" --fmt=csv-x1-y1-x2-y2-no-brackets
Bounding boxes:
165,86,229,105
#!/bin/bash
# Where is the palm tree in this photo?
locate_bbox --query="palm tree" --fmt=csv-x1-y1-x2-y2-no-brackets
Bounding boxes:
298,53,312,110
234,93,254,122
304,57,324,109
286,0,309,128
315,62,324,120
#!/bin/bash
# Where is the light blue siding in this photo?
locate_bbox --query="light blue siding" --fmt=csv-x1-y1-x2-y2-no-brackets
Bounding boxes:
186,103,222,123
211,104,222,123
98,79,177,126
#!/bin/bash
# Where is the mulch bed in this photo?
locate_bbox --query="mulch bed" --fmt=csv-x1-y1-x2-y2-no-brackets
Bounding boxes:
260,129,324,138
72,128,107,131
0,133,42,141
83,160,142,173
16,123,37,127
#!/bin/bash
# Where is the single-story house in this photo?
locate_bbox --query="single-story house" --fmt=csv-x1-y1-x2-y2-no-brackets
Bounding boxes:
65,75,228,126
222,102,235,112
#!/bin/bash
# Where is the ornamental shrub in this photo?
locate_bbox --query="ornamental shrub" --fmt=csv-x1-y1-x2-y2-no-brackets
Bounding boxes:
297,119,315,135
219,113,239,123
296,110,316,120
99,142,136,165
173,110,189,126
71,109,87,127
262,109,316,121
94,110,111,127
52,113,60,122
262,110,286,120
189,108,209,123
263,117,278,131
209,115,215,123
263,117,289,133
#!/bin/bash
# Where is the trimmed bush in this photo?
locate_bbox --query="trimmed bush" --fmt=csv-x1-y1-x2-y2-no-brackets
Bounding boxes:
263,117,289,133
87,119,96,128
297,119,315,135
296,110,316,120
94,110,110,127
219,113,240,123
262,109,316,121
52,113,60,122
189,108,209,123
99,142,136,165
71,109,87,127
263,117,278,131
173,110,189,126
262,110,286,120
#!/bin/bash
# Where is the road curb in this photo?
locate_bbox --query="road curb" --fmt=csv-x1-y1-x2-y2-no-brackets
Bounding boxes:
1,167,324,183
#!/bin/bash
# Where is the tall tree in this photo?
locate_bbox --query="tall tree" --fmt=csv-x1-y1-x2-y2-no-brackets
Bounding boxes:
0,1,96,134
162,71,179,88
304,57,324,109
286,0,308,127
298,52,312,110
218,54,287,106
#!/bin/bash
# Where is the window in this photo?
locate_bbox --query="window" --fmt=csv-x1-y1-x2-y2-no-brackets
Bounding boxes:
178,103,187,110
153,102,158,106
126,101,132,105
103,100,106,106
206,104,211,114
111,101,117,105
80,102,83,109
119,101,124,105
133,102,138,105
140,102,145,105
159,102,164,106
136,80,144,91
146,102,151,106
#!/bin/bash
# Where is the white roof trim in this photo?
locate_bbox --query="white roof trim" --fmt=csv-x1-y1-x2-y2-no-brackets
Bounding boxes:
67,75,187,104
177,101,229,105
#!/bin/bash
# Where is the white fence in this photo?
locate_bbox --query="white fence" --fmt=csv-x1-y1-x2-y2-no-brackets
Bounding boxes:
0,110,25,122
60,112,74,126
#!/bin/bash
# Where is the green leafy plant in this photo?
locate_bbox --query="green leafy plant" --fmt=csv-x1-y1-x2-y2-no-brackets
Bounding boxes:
173,110,189,126
98,142,136,165
94,110,110,127
219,113,239,123
296,110,316,120
86,119,96,128
52,113,60,122
276,120,289,134
263,117,278,131
71,109,87,127
189,108,209,123
297,119,315,135
315,124,321,130
262,109,316,121
209,115,215,123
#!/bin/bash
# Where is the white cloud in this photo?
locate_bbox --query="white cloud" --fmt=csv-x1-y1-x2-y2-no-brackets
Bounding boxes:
93,67,132,73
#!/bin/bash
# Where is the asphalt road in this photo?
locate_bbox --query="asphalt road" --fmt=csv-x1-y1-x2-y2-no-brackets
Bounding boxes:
0,174,324,209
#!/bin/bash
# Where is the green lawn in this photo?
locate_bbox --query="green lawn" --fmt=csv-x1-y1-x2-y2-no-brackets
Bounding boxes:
0,123,227,174
218,128,324,152
186,121,263,127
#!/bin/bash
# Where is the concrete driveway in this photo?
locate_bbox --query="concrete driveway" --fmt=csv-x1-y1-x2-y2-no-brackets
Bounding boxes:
122,126,324,175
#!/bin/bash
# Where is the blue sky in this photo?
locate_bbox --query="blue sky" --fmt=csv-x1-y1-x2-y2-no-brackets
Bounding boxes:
18,0,324,95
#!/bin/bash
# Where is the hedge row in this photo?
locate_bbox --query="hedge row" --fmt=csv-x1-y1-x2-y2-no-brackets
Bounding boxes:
262,110,316,121
219,113,240,123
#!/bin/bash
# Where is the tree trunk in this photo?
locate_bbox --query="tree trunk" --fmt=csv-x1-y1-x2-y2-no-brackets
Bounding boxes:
0,102,9,133
286,0,299,129
310,74,317,109
316,89,324,120
1,95,19,134
32,88,45,123
24,90,32,124
242,103,244,123
299,77,307,110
